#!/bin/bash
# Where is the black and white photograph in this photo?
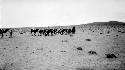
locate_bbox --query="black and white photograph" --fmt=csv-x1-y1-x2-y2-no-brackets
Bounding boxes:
0,0,125,70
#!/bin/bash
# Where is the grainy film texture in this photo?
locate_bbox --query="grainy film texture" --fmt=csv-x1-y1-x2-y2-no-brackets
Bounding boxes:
0,21,125,70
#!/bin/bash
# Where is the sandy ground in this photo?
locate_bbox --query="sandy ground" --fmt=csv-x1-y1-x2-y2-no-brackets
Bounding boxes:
0,23,125,70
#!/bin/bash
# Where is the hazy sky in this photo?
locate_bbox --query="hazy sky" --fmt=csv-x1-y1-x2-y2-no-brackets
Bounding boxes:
1,0,125,28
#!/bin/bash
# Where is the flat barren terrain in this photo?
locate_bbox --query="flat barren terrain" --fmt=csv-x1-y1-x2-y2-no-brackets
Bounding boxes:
0,21,125,70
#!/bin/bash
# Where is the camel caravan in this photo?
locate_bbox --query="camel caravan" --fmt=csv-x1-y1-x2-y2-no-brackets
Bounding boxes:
0,26,76,38
31,26,76,36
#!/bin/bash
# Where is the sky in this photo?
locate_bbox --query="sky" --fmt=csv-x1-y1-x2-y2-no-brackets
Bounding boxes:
0,0,125,28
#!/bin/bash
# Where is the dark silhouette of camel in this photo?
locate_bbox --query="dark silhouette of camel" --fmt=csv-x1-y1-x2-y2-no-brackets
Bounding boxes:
31,29,39,36
0,29,10,38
